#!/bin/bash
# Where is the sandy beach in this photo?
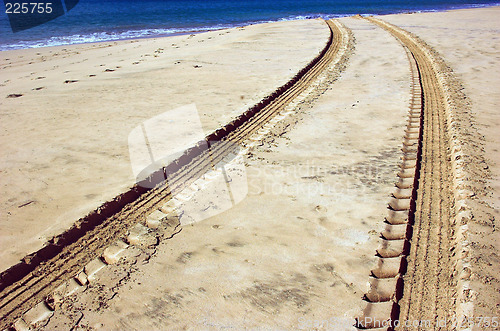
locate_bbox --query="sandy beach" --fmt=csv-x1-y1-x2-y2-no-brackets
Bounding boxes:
0,19,328,272
0,5,498,330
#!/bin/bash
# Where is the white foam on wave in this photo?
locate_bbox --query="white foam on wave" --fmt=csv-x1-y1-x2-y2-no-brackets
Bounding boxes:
0,24,234,51
394,2,500,14
0,13,355,51
2,3,499,51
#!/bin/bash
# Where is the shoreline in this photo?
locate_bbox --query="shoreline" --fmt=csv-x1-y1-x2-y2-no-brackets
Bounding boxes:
1,3,499,52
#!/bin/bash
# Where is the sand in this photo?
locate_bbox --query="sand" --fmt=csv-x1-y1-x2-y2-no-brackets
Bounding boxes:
1,5,499,330
38,17,412,329
0,19,329,272
382,6,500,218
382,7,500,319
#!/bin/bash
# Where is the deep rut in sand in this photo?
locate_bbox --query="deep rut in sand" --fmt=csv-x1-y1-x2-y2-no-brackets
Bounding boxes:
0,20,350,329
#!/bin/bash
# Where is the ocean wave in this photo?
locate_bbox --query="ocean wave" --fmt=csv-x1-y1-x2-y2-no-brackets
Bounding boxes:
277,13,352,21
409,2,500,13
0,16,339,51
1,2,499,51
0,24,235,51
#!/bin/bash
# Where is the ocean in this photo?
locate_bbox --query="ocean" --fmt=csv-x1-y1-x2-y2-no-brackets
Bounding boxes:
1,0,499,51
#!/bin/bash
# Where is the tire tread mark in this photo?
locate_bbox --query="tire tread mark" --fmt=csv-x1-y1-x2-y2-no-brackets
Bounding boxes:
0,20,348,329
357,17,455,330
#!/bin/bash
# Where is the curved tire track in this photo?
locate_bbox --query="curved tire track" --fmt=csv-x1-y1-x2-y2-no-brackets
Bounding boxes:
0,20,349,329
357,17,458,330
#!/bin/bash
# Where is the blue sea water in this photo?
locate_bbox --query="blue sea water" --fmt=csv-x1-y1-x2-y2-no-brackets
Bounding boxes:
1,0,499,51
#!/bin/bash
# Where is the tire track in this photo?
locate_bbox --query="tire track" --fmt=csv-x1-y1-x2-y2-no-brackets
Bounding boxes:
0,20,349,329
356,18,456,330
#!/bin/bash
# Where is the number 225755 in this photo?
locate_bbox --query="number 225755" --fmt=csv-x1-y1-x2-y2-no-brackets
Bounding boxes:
5,3,53,14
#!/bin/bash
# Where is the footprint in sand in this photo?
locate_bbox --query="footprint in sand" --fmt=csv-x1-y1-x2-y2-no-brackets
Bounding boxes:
104,68,115,72
89,74,96,77
32,87,45,91
64,80,78,84
7,93,23,98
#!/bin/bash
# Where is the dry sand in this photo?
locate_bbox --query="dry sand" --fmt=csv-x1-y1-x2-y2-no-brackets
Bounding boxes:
383,5,500,219
0,19,328,272
42,17,412,330
382,7,500,319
